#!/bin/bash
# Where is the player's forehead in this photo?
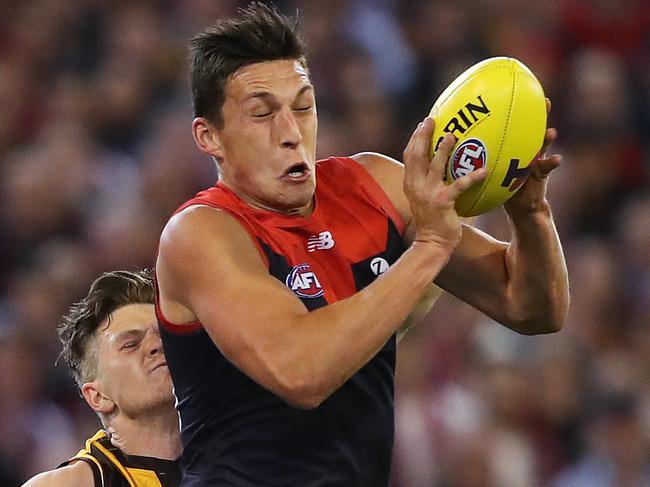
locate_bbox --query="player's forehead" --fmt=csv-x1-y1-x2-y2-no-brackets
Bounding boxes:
97,303,157,342
227,59,312,102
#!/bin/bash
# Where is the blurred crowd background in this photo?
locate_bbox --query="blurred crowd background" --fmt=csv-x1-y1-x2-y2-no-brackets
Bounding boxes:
0,0,649,485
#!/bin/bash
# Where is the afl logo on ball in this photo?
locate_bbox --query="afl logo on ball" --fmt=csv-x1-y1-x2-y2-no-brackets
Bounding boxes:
450,138,487,180
286,263,324,298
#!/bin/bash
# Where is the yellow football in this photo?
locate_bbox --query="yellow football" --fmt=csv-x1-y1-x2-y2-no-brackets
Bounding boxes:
429,57,547,216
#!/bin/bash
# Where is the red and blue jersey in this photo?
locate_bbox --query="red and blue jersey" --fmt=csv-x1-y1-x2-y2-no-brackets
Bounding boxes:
156,156,406,486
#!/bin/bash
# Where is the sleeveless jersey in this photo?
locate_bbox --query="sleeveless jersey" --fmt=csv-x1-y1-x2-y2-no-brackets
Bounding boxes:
59,430,180,487
156,156,407,486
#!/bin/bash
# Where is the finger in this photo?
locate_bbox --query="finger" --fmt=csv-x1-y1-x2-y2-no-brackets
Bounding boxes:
447,166,487,201
403,121,423,161
545,97,551,115
428,131,455,183
413,117,435,161
409,117,436,180
531,154,561,179
540,127,557,155
403,121,425,187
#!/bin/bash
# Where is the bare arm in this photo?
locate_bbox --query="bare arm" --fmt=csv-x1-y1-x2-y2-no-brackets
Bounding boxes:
157,120,484,409
437,208,568,334
354,119,568,335
438,126,569,334
22,461,94,487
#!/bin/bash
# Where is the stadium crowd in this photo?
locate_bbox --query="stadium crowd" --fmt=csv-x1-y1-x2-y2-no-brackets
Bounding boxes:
0,0,649,485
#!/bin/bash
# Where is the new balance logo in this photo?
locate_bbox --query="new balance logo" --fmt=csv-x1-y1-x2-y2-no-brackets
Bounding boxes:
307,231,335,252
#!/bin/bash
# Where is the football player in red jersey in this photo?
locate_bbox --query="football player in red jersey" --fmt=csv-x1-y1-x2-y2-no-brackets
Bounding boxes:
154,3,568,486
23,270,181,487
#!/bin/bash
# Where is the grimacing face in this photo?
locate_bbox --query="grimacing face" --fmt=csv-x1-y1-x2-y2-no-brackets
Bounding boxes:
196,59,318,216
88,304,174,419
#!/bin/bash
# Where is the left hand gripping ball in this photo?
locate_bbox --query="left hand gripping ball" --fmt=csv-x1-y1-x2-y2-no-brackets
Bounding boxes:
429,57,547,216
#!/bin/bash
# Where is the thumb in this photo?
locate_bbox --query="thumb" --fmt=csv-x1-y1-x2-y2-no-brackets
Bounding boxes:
531,153,562,180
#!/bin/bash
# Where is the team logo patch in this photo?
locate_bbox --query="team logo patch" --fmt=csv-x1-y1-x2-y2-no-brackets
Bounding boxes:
307,231,335,252
450,138,487,180
286,263,324,298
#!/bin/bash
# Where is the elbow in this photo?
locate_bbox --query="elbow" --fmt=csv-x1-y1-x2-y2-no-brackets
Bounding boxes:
507,302,569,336
273,369,334,410
512,316,564,336
540,291,571,334
502,287,569,335
283,392,325,410
546,309,568,334
246,344,334,410
277,377,330,410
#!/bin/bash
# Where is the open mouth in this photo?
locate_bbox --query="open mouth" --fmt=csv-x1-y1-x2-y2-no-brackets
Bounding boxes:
283,162,309,179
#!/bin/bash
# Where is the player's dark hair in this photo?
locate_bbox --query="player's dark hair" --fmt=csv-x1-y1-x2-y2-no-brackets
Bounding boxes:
58,269,155,388
190,1,307,128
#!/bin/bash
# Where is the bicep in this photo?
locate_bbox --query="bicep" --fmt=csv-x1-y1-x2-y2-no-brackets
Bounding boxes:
156,207,310,386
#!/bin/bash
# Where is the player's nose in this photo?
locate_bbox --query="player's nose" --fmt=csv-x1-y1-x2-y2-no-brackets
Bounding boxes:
146,328,164,356
274,107,302,149
148,339,162,356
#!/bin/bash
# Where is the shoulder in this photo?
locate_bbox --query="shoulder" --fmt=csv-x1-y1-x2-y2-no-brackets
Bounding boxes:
349,151,403,180
317,153,404,182
350,152,412,229
157,202,269,302
22,461,95,487
350,152,405,194
160,204,255,258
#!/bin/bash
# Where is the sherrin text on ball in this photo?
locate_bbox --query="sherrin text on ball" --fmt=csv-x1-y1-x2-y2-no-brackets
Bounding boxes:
429,57,547,216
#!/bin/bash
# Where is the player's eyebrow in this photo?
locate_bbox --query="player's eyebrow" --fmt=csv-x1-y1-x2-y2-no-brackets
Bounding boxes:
114,328,145,342
245,84,314,102
294,85,315,99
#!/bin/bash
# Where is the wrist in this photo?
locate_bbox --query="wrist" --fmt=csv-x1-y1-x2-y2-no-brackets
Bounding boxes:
506,202,556,236
410,239,456,269
505,198,552,220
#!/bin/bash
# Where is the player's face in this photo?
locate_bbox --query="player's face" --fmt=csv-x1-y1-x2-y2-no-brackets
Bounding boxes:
94,304,174,419
217,59,318,215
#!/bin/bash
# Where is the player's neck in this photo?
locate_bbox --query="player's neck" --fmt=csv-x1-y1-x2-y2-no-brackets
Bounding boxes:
219,177,314,217
107,408,182,460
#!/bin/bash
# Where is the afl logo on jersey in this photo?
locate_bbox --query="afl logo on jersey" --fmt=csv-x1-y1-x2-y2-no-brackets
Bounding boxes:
286,263,324,298
450,138,487,180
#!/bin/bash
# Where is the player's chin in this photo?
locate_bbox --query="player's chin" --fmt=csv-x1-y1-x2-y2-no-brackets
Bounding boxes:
280,180,315,205
146,392,176,413
151,366,173,386
153,384,175,405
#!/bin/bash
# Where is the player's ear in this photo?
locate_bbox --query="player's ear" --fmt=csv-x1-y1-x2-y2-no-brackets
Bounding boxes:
192,117,224,160
81,380,115,415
